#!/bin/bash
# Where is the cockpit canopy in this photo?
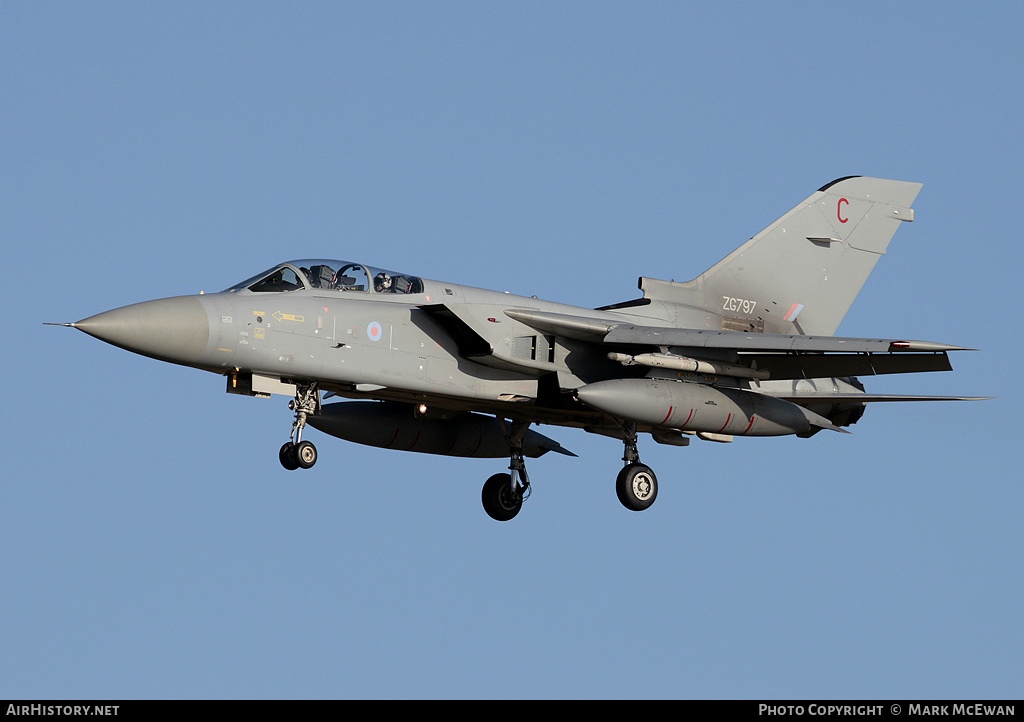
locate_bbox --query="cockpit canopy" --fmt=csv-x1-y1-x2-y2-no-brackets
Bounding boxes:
224,260,424,295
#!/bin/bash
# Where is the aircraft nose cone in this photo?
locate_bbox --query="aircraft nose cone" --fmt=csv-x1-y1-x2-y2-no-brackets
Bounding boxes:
74,296,210,365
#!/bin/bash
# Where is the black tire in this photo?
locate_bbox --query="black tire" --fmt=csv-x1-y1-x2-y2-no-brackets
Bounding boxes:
294,440,317,469
279,442,300,470
481,473,522,521
616,463,658,511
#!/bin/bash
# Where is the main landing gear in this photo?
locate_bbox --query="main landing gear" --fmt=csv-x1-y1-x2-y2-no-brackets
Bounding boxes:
615,422,658,512
279,382,320,471
481,419,532,521
479,419,660,520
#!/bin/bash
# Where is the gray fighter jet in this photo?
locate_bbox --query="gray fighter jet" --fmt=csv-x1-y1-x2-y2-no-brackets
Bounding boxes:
55,176,983,520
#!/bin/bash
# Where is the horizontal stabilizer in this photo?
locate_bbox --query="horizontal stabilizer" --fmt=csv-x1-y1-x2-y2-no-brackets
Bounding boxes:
780,393,992,403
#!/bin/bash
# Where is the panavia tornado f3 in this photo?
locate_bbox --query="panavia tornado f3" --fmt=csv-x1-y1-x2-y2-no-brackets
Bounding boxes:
55,176,984,520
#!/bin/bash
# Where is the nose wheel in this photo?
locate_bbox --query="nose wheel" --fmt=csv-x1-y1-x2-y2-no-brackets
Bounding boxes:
482,472,525,521
279,383,320,471
280,439,318,470
482,419,532,521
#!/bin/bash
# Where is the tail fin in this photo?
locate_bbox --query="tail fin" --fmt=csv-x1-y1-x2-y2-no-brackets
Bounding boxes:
642,176,922,336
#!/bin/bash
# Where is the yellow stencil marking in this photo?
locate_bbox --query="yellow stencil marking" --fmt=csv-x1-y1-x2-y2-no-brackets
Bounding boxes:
273,311,304,322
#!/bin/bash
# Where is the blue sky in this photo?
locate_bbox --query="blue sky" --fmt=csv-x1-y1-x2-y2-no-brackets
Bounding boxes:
3,2,1020,699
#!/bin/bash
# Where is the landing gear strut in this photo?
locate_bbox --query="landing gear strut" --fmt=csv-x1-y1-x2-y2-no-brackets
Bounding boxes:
481,419,532,521
615,422,658,511
279,382,320,471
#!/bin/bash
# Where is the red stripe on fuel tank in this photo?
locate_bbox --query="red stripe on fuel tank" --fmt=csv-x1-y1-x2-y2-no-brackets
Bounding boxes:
717,414,732,433
660,406,674,426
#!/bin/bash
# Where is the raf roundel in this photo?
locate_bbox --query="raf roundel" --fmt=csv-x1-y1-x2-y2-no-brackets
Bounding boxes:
367,321,383,342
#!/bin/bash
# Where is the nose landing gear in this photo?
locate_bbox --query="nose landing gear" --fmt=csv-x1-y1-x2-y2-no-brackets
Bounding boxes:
481,419,533,521
279,383,320,471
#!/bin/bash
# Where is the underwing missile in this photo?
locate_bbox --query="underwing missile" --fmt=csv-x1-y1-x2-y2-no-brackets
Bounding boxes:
607,351,770,380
